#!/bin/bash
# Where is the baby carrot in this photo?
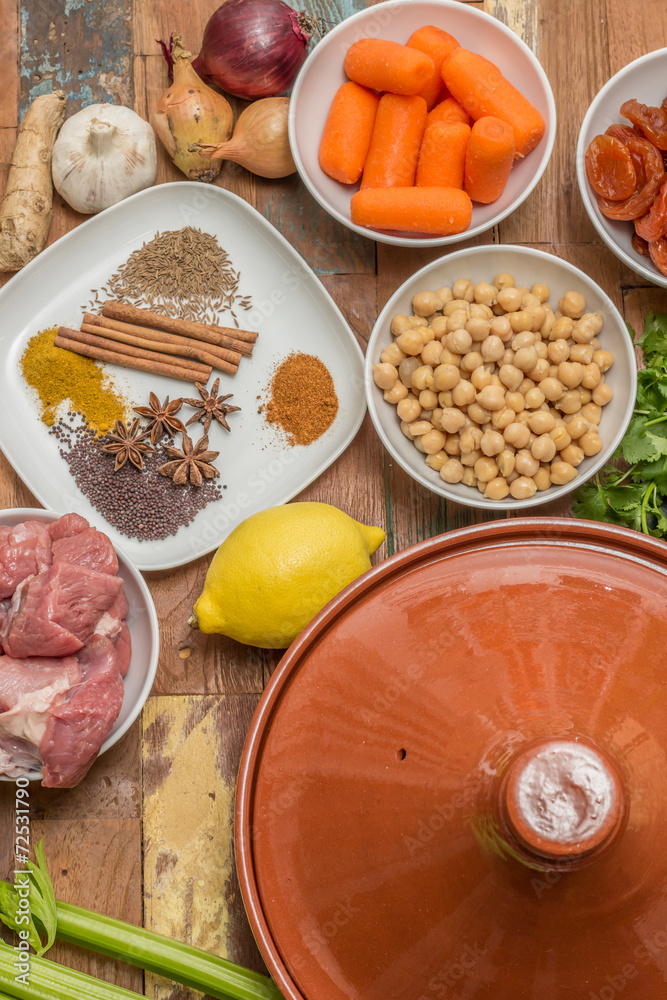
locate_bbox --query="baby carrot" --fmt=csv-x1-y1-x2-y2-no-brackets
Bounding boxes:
428,96,471,127
464,116,516,203
416,120,471,188
351,186,473,235
406,25,460,110
319,81,380,184
344,38,434,97
442,48,545,158
361,94,428,190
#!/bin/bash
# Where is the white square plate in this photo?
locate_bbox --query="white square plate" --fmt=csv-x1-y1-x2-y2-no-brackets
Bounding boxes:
0,183,366,571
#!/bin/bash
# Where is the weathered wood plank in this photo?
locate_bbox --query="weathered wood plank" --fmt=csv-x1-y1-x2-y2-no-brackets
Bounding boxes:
142,693,266,1000
19,0,134,116
605,0,667,72
624,287,667,339
0,1,18,127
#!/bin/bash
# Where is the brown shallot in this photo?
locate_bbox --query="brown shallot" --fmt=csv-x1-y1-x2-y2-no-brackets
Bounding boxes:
154,34,233,182
197,97,296,179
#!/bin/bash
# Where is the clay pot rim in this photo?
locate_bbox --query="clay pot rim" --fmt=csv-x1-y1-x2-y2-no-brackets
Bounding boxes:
235,516,667,1000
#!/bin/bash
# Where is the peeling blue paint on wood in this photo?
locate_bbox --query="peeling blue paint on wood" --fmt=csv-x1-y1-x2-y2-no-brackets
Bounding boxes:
19,0,133,116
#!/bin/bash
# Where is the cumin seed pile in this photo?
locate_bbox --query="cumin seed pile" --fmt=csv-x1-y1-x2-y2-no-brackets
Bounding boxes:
86,227,252,326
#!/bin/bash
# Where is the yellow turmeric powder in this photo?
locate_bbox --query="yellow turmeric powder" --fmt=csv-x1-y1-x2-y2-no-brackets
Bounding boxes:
21,327,130,433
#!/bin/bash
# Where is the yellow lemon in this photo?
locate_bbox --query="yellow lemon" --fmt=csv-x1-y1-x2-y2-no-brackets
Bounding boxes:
190,502,386,648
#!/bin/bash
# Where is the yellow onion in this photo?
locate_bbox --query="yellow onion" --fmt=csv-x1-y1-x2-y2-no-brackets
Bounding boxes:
154,34,233,182
199,97,296,179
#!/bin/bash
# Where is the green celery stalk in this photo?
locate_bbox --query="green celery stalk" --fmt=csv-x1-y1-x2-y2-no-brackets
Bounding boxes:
53,900,281,1000
0,943,147,1000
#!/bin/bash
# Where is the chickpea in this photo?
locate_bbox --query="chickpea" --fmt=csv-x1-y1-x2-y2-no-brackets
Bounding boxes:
592,383,613,406
411,365,435,391
484,478,510,500
505,391,526,414
452,379,476,407
466,317,492,342
510,476,537,500
407,419,432,437
480,429,505,456
519,377,536,395
528,410,556,434
497,286,523,312
540,311,556,339
527,358,551,383
539,377,566,402
571,318,597,344
569,343,594,365
550,316,574,341
556,390,583,415
470,302,494,320
493,272,514,290
557,361,584,389
397,397,422,422
383,381,409,404
480,335,504,364
452,277,475,302
396,330,425,356
460,426,483,454
431,407,443,430
534,340,549,360
490,315,513,342
504,422,531,449
550,425,572,451
425,450,448,472
440,407,467,433
530,433,557,463
440,458,464,483
461,351,484,373
524,387,546,410
439,347,462,366
474,281,497,306
593,349,614,373
581,402,602,425
501,349,516,366
419,389,439,411
467,403,492,425
476,385,506,411
446,328,473,354
580,363,601,390
461,467,477,488
496,449,515,478
412,290,441,317
430,316,449,337
531,283,550,302
471,366,493,391
564,413,589,439
390,314,412,336
398,357,422,387
373,362,398,390
444,298,471,316
470,455,498,485
533,467,552,491
580,430,603,456
521,292,541,309
550,460,578,485
409,315,429,327
435,286,453,306
510,310,535,334
438,390,454,408
560,444,585,467
491,407,515,431
460,447,483,467
526,305,547,332
433,363,461,391
400,420,413,438
558,290,587,319
512,331,536,350
445,433,461,455
514,449,539,477
421,340,443,367
514,346,539,372
413,435,427,454
447,308,470,332
421,429,447,454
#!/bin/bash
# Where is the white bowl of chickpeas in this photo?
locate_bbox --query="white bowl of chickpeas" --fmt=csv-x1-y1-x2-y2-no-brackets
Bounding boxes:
367,244,636,508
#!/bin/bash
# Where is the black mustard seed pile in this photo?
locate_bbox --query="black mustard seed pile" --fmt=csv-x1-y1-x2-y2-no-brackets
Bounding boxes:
51,414,223,541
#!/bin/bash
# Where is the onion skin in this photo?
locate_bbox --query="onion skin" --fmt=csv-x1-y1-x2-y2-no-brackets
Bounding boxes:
154,34,233,182
192,0,312,100
199,97,296,179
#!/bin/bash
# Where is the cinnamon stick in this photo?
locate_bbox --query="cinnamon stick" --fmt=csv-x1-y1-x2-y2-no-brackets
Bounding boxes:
101,301,256,355
81,319,238,375
83,313,242,368
56,328,211,384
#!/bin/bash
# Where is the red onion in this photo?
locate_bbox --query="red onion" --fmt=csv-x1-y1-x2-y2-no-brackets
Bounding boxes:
191,0,314,100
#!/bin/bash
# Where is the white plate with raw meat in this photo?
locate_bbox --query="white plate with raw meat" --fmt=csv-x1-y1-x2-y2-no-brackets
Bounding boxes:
0,508,159,788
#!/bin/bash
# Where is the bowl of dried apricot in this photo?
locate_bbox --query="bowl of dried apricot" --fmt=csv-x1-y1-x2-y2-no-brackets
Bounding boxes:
289,0,556,247
366,245,637,508
577,48,667,288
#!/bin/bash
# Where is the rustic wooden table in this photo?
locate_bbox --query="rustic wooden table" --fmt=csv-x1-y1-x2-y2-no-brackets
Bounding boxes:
2,0,667,995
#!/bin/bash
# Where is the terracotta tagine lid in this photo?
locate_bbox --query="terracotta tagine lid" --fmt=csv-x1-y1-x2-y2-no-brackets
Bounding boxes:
236,519,667,1000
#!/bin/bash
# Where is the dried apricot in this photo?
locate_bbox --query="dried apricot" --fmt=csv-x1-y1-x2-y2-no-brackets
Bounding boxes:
635,178,667,242
621,98,667,150
585,134,636,200
598,136,665,220
649,236,667,276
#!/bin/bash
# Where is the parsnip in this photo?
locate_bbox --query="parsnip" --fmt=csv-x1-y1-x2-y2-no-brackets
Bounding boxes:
0,90,66,272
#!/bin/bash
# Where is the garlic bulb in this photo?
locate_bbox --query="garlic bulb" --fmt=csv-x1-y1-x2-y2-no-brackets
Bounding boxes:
52,104,157,214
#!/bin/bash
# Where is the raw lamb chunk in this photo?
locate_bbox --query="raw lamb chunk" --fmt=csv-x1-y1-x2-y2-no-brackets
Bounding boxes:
40,636,124,788
0,654,80,711
53,526,118,576
48,513,89,541
0,668,81,759
0,520,52,600
1,561,122,657
0,736,42,778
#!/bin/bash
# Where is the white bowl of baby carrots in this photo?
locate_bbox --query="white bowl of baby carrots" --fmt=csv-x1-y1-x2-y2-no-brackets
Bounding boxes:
289,0,556,247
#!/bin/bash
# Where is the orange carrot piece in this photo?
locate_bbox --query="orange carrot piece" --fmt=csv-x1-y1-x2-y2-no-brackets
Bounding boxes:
406,25,460,110
319,81,380,184
351,186,472,235
344,38,434,96
442,48,545,158
464,116,516,203
361,94,428,190
428,96,471,127
416,120,471,188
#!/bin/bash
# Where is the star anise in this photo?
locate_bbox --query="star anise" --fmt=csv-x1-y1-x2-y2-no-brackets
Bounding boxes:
101,418,154,472
157,431,220,486
183,379,241,433
133,392,185,444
